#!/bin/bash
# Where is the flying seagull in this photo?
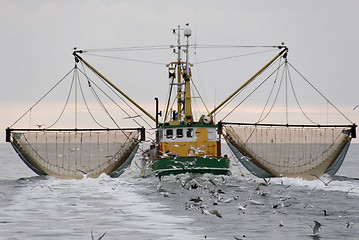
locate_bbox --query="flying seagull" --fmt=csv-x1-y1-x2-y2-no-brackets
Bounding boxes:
31,185,53,192
311,174,334,186
91,230,107,240
309,220,321,236
123,115,141,119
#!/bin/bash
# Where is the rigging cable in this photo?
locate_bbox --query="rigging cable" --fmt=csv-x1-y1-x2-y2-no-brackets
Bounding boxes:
83,45,170,52
83,53,166,66
285,61,289,124
84,47,280,66
163,93,178,123
79,62,152,128
10,67,75,128
217,57,283,120
87,77,121,129
46,68,76,129
287,61,353,124
75,65,78,129
78,65,138,127
190,78,210,114
256,61,286,123
76,68,108,129
193,49,278,65
193,45,283,48
256,57,283,123
221,58,284,121
77,63,122,130
286,62,319,125
162,73,175,123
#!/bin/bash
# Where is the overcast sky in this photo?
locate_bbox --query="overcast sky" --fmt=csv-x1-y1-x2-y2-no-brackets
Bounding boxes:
1,0,358,143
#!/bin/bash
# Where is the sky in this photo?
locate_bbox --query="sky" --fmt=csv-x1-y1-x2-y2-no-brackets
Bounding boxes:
1,0,359,143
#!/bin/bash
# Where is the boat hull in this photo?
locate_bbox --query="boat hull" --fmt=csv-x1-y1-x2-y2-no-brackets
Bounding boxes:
151,156,230,176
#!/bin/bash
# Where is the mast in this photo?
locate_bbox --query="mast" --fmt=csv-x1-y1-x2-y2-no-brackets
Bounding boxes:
183,23,193,123
176,25,182,117
166,24,193,124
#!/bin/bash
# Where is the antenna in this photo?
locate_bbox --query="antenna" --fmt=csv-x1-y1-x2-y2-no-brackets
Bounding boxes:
184,23,191,75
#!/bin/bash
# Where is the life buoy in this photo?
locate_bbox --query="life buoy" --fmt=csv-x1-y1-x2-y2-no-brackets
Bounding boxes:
203,116,211,124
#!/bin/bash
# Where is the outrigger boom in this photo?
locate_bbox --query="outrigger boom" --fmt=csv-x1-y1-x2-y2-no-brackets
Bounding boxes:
73,50,157,123
208,46,288,116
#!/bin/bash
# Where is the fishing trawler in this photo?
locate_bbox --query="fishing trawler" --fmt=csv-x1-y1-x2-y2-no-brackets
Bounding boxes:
6,24,356,180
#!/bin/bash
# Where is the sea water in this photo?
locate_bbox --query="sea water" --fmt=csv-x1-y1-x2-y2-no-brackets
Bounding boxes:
0,143,358,240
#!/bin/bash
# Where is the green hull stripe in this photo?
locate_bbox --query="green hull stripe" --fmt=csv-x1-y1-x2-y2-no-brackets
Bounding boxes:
152,156,230,176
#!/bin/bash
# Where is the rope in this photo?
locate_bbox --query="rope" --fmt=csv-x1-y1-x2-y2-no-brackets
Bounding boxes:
79,62,153,129
162,76,175,123
75,67,78,129
83,45,170,52
78,63,142,127
86,75,121,129
190,78,210,114
163,94,178,123
193,49,278,65
285,63,288,124
286,62,318,125
287,61,353,124
193,45,283,49
83,53,166,65
46,69,76,129
10,67,75,128
220,58,283,120
83,47,281,67
77,69,108,128
256,59,283,123
76,64,136,142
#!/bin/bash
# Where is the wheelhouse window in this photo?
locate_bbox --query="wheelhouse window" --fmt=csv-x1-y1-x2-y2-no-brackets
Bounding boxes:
166,129,173,139
186,128,194,138
176,129,183,138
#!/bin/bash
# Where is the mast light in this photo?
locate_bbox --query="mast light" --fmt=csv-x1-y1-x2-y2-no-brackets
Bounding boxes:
184,23,192,37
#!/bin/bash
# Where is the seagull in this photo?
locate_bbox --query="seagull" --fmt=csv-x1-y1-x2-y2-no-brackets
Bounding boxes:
309,220,321,236
345,188,354,195
76,169,87,174
69,147,80,153
31,185,53,192
272,203,280,209
202,209,211,215
123,115,141,119
323,210,328,216
312,174,334,186
106,155,120,161
107,208,125,214
220,198,232,203
190,196,203,203
210,209,222,218
249,198,263,205
238,204,247,211
234,236,245,240
58,154,68,160
91,230,107,240
208,179,216,186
